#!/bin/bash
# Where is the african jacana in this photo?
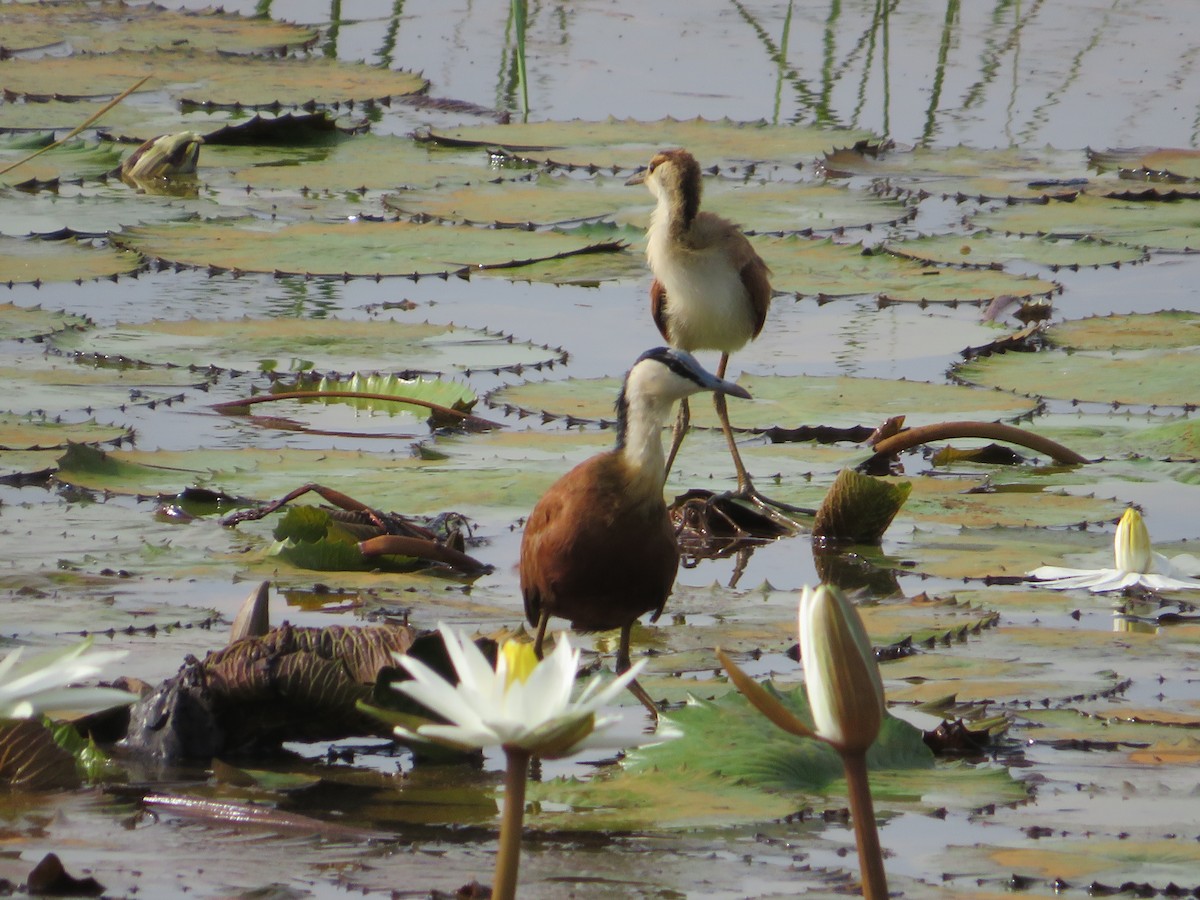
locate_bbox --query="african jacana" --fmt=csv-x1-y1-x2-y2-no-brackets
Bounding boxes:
626,149,775,502
520,347,751,715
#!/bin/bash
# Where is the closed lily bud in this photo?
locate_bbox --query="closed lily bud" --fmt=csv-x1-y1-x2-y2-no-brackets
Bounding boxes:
798,584,885,755
1114,507,1152,574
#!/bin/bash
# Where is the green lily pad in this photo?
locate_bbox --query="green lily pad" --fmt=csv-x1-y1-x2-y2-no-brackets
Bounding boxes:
885,232,1147,270
0,189,202,240
0,234,143,283
0,414,129,451
823,144,1096,201
978,192,1200,251
0,49,427,109
757,237,1059,303
48,430,607,517
0,134,124,186
0,2,318,55
957,313,1200,407
898,477,1122,531
958,836,1200,888
1089,147,1200,182
223,134,498,195
1047,310,1200,351
524,684,1023,829
268,506,425,573
492,371,1038,430
387,175,911,234
114,218,631,281
48,317,562,375
419,118,881,170
0,358,204,417
0,303,90,339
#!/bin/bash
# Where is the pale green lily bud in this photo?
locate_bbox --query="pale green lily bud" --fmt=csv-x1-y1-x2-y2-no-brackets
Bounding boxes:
1114,507,1152,574
798,584,885,755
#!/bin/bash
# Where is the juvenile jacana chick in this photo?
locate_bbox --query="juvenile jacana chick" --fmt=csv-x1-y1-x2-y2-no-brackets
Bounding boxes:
626,149,773,500
520,347,751,715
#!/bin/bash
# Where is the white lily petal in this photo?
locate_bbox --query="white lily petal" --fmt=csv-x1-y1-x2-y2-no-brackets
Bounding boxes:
576,658,649,710
416,723,500,747
7,686,140,719
1140,572,1200,591
394,655,490,731
436,624,496,700
389,627,662,759
0,640,133,720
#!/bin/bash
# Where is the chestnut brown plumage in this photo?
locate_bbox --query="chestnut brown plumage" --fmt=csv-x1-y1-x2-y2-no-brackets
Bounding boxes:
626,149,773,494
519,347,751,714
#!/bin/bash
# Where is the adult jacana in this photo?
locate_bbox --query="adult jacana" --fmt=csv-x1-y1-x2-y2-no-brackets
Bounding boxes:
520,347,751,715
626,149,777,505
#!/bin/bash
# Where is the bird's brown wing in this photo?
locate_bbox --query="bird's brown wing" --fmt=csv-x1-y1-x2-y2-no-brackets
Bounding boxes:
649,277,671,343
736,246,772,340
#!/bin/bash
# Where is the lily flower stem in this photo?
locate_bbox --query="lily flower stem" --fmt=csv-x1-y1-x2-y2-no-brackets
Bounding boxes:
493,746,532,900
841,750,888,900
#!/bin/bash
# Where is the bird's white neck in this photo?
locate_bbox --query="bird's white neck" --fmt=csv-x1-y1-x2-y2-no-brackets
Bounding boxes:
615,391,674,494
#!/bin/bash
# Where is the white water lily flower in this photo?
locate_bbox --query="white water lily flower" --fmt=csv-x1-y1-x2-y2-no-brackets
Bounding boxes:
1028,507,1200,592
798,584,886,754
392,625,652,758
0,638,137,720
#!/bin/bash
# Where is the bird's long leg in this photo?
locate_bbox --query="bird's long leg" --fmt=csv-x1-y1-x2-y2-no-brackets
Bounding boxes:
713,354,808,528
616,624,660,721
533,610,550,659
712,353,753,493
662,397,691,479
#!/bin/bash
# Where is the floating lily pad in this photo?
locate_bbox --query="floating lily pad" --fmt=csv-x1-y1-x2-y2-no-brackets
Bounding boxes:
0,2,318,55
1089,147,1200,182
49,317,562,375
757,237,1059,303
49,431,605,517
0,234,143,283
224,134,496,195
0,303,90,339
960,836,1200,888
957,312,1200,407
979,192,1200,251
524,684,1023,829
114,218,630,281
886,232,1147,270
1047,310,1200,351
419,117,880,170
387,175,911,234
0,49,427,109
823,144,1095,201
0,186,201,239
0,414,129,451
0,359,202,417
898,477,1122,531
492,371,1037,430
0,134,124,186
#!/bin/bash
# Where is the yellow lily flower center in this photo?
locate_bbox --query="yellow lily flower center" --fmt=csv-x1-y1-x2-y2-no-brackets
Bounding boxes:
500,640,539,688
